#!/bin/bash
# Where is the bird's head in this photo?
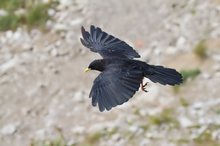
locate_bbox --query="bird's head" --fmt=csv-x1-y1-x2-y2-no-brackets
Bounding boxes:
85,59,106,72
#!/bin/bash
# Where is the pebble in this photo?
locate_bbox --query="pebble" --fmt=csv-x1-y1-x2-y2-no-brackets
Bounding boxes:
166,46,178,55
73,91,85,103
50,48,59,57
111,133,121,142
0,57,18,73
212,54,220,62
71,126,86,135
14,8,26,16
67,139,77,146
176,36,186,50
5,31,13,39
35,129,46,139
139,109,148,116
178,116,193,128
0,9,7,16
0,124,17,136
139,139,150,146
128,125,139,133
70,18,83,26
202,73,211,80
213,64,220,72
48,8,56,17
54,23,68,31
59,0,74,7
87,123,106,133
212,129,220,140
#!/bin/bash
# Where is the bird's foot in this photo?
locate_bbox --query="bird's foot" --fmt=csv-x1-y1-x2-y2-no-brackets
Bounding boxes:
141,82,148,92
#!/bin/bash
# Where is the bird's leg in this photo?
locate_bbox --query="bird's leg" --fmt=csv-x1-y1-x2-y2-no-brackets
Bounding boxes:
141,81,148,92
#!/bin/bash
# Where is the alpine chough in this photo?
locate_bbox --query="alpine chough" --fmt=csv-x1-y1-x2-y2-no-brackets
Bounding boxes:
80,25,183,112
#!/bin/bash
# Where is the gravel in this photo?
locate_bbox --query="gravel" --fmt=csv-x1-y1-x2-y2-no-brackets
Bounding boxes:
0,0,220,146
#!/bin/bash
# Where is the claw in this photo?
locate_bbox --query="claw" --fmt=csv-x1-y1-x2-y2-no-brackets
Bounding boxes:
141,82,149,92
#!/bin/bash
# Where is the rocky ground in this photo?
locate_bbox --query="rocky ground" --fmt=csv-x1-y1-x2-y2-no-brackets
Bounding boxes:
0,0,220,146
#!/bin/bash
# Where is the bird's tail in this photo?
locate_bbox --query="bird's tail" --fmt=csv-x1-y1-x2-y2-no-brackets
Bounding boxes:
144,65,183,86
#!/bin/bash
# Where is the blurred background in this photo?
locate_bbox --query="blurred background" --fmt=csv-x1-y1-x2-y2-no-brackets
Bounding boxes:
0,0,220,146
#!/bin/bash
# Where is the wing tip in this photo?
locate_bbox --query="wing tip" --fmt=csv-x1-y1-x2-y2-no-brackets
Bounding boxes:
81,26,86,33
90,25,96,32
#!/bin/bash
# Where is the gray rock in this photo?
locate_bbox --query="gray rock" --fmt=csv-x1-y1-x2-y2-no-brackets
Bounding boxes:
5,31,13,39
0,124,17,135
59,0,74,7
70,18,83,26
0,57,18,74
202,73,211,80
111,133,121,142
50,48,59,57
87,123,106,133
176,36,186,50
71,126,86,134
178,116,193,128
73,91,85,103
35,129,46,139
54,23,68,31
67,139,77,146
213,64,220,72
212,54,220,62
128,125,139,133
212,129,220,140
14,9,26,16
166,46,178,55
0,9,7,16
139,139,150,146
48,8,56,17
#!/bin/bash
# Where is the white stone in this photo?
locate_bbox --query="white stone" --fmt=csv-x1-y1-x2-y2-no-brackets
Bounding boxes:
88,123,105,133
212,129,220,140
111,133,121,142
176,36,186,50
71,126,86,134
13,31,22,41
166,46,178,55
139,109,148,116
59,0,74,7
35,129,46,139
128,125,139,133
154,48,162,56
140,139,150,146
0,124,17,135
14,9,26,16
0,57,18,73
179,116,193,128
50,48,58,57
70,18,83,26
48,9,56,16
0,9,7,16
212,54,220,62
54,23,68,31
202,73,211,79
74,91,84,103
5,31,13,39
213,64,220,72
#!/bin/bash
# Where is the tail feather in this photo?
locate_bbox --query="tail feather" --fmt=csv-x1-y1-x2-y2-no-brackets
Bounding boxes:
145,65,183,85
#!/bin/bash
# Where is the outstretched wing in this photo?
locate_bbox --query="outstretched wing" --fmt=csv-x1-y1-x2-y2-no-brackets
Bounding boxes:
80,25,140,59
89,67,143,112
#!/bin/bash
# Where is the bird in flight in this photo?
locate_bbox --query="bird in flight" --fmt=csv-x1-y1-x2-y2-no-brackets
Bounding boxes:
80,25,183,112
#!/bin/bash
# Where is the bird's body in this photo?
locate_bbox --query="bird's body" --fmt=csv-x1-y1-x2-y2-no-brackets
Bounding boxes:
80,25,183,112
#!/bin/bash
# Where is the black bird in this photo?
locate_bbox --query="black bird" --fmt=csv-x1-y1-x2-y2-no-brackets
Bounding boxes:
80,25,183,112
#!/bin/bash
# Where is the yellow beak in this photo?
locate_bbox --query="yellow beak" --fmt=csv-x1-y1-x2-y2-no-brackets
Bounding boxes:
84,67,91,72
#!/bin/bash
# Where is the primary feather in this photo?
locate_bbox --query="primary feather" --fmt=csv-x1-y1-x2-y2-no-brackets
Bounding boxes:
80,25,140,59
